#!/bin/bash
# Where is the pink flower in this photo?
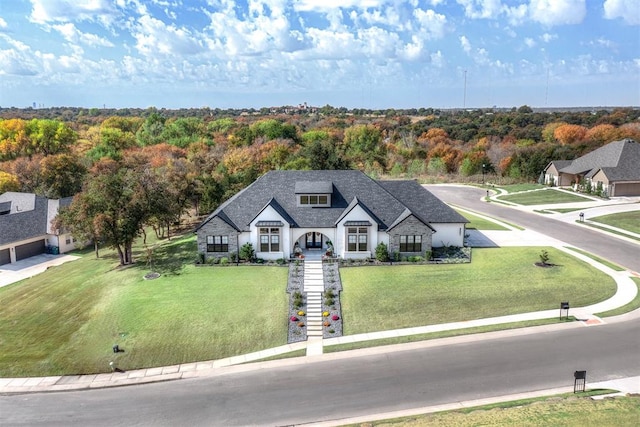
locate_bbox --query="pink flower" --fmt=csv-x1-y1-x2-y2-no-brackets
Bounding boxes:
290,316,299,321
331,315,340,321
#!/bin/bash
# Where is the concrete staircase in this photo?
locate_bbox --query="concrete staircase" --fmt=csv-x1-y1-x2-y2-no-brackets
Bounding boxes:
303,260,324,355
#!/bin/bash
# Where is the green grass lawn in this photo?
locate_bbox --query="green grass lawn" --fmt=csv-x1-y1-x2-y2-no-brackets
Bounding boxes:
499,189,592,205
340,247,616,335
362,395,640,427
497,183,545,193
590,211,640,234
0,235,288,377
0,239,618,377
454,209,509,230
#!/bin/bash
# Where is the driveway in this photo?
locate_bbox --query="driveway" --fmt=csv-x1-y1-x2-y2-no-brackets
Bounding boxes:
0,254,80,288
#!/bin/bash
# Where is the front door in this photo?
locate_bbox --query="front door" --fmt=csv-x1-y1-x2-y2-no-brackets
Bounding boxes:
305,232,323,249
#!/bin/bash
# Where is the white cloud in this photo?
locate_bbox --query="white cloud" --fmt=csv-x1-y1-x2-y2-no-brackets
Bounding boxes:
29,0,119,26
540,33,557,43
456,0,502,19
529,0,586,26
524,37,536,48
459,35,471,53
413,9,448,39
132,15,206,57
604,0,640,25
503,4,528,25
293,0,387,13
52,23,114,47
0,17,7,29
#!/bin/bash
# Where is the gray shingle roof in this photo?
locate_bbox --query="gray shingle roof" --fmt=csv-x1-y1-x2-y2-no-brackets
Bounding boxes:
0,193,48,245
196,170,466,232
559,139,640,181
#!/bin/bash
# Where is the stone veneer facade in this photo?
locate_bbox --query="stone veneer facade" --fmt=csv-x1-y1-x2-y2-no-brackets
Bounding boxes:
197,216,239,260
387,215,433,256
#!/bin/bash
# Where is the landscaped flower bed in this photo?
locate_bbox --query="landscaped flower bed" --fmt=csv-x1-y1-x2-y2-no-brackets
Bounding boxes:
322,262,343,339
287,261,307,343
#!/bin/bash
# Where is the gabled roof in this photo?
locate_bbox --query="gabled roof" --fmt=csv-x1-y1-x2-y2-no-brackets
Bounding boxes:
334,196,384,228
544,160,572,173
559,139,640,181
196,170,466,233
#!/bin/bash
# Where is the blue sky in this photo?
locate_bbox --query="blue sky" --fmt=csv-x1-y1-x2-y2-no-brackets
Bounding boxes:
0,0,638,109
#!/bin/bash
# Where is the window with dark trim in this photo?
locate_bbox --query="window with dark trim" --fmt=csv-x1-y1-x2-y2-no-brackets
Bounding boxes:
400,235,422,252
207,235,229,252
298,194,330,207
259,228,280,252
347,227,367,252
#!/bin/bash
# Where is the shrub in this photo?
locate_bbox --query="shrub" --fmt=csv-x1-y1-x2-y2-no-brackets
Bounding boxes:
229,252,237,263
375,242,390,262
328,329,335,334
424,250,432,260
196,253,205,264
220,257,229,265
239,242,255,262
208,257,219,265
323,321,331,327
324,289,334,299
393,251,401,262
276,258,286,265
325,298,334,306
255,258,264,264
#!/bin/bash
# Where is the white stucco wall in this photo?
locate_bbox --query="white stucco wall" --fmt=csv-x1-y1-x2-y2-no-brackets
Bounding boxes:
250,205,290,260
336,204,377,259
430,223,465,247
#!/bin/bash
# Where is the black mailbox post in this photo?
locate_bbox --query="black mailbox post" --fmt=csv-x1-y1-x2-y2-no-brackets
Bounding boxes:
574,370,586,393
560,302,570,320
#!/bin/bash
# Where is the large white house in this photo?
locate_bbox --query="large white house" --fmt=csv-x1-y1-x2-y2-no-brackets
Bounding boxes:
195,170,468,261
0,192,75,266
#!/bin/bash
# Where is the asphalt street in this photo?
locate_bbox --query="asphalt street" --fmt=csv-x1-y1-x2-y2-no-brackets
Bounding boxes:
2,317,639,426
425,185,640,273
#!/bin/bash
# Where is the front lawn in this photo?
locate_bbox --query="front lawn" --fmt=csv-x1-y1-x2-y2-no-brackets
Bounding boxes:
499,189,592,205
340,247,616,334
454,209,509,230
498,183,545,193
0,235,288,377
590,211,640,234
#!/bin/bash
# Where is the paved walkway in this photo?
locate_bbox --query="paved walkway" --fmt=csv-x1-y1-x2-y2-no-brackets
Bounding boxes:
304,260,324,356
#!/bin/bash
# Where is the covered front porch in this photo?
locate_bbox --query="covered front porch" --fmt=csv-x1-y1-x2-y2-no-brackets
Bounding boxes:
292,230,334,260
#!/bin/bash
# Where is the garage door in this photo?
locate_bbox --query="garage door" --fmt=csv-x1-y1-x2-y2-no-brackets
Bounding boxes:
15,240,45,261
613,182,640,197
0,248,10,266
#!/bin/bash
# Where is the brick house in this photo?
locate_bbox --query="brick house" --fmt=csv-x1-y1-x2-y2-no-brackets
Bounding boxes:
195,170,468,261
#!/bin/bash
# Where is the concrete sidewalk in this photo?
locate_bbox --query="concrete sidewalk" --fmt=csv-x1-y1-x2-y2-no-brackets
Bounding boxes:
1,236,637,395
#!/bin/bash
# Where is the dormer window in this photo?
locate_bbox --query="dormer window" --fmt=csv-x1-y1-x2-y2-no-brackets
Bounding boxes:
295,181,332,207
300,194,329,206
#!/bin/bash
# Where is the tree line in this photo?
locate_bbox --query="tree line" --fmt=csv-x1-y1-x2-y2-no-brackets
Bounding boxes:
1,106,638,265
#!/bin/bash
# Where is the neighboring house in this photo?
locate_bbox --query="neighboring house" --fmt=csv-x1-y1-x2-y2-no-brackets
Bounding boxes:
195,170,468,261
0,192,74,266
543,139,640,196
